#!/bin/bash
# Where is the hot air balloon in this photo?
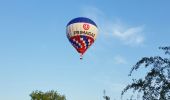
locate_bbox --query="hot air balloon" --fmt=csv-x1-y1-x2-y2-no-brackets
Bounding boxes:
66,17,98,59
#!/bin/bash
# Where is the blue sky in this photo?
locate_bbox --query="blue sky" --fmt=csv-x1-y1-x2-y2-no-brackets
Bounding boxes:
0,0,170,100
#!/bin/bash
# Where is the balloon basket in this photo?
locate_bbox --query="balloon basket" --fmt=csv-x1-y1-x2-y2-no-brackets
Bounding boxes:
80,54,83,60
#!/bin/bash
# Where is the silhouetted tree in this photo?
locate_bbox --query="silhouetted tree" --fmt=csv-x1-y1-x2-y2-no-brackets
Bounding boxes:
121,46,170,100
103,96,110,100
30,90,66,100
103,90,110,100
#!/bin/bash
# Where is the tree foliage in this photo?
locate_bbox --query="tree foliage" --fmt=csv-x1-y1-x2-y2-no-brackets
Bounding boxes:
30,90,66,100
121,46,170,100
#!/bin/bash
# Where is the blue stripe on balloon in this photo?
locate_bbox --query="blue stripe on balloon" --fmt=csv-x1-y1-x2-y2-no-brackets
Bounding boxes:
69,39,81,49
81,35,89,48
67,17,97,27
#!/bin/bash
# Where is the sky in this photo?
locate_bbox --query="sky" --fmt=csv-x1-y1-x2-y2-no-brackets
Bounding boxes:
0,0,170,100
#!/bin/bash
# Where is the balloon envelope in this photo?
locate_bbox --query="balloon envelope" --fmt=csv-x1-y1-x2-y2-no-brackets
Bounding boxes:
66,17,98,58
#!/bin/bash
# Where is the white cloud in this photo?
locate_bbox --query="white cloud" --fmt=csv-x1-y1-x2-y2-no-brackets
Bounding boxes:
81,6,145,46
113,55,127,64
110,23,145,46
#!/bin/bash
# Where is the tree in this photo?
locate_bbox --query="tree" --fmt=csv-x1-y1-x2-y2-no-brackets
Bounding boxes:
30,90,66,100
121,47,170,100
